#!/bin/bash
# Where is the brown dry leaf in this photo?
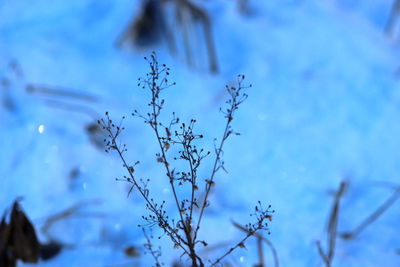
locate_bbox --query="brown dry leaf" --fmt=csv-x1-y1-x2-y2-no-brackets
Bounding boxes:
0,215,16,267
0,216,11,251
164,142,170,150
40,241,63,260
10,201,40,263
124,245,140,258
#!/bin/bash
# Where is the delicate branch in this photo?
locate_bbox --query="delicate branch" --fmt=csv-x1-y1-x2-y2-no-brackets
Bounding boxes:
101,53,270,267
135,53,199,265
194,75,250,240
211,202,273,266
210,233,252,266
98,114,190,255
232,222,279,267
143,228,163,267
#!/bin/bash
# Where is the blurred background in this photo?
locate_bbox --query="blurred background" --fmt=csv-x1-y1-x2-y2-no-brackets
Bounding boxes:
1,0,400,266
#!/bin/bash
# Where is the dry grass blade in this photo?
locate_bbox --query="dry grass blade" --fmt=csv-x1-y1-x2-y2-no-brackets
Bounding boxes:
341,187,400,240
385,0,400,35
40,199,104,238
317,181,348,267
26,84,97,102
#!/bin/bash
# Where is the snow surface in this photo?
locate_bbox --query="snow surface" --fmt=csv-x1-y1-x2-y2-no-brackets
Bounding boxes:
1,0,400,266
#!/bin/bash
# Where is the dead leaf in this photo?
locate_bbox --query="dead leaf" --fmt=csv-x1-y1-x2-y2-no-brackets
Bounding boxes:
10,201,40,263
124,245,140,258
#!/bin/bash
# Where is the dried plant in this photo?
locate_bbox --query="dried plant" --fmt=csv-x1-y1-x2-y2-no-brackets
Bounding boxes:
99,53,273,266
116,0,218,73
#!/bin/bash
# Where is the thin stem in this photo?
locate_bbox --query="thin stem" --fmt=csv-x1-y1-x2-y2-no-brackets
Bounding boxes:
151,98,187,231
210,232,253,266
143,228,163,267
233,222,279,267
147,62,198,266
102,123,189,253
194,76,248,242
185,141,196,233
194,110,231,241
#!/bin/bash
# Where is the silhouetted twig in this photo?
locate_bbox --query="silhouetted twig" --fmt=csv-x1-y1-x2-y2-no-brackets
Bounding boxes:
210,202,274,266
232,221,279,267
143,228,163,266
100,53,272,266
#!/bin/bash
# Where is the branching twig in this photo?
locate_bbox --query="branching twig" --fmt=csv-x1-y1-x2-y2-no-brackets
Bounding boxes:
98,113,190,256
211,202,274,266
232,222,279,267
210,233,252,266
135,53,200,265
101,53,271,266
143,228,163,267
194,74,249,241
